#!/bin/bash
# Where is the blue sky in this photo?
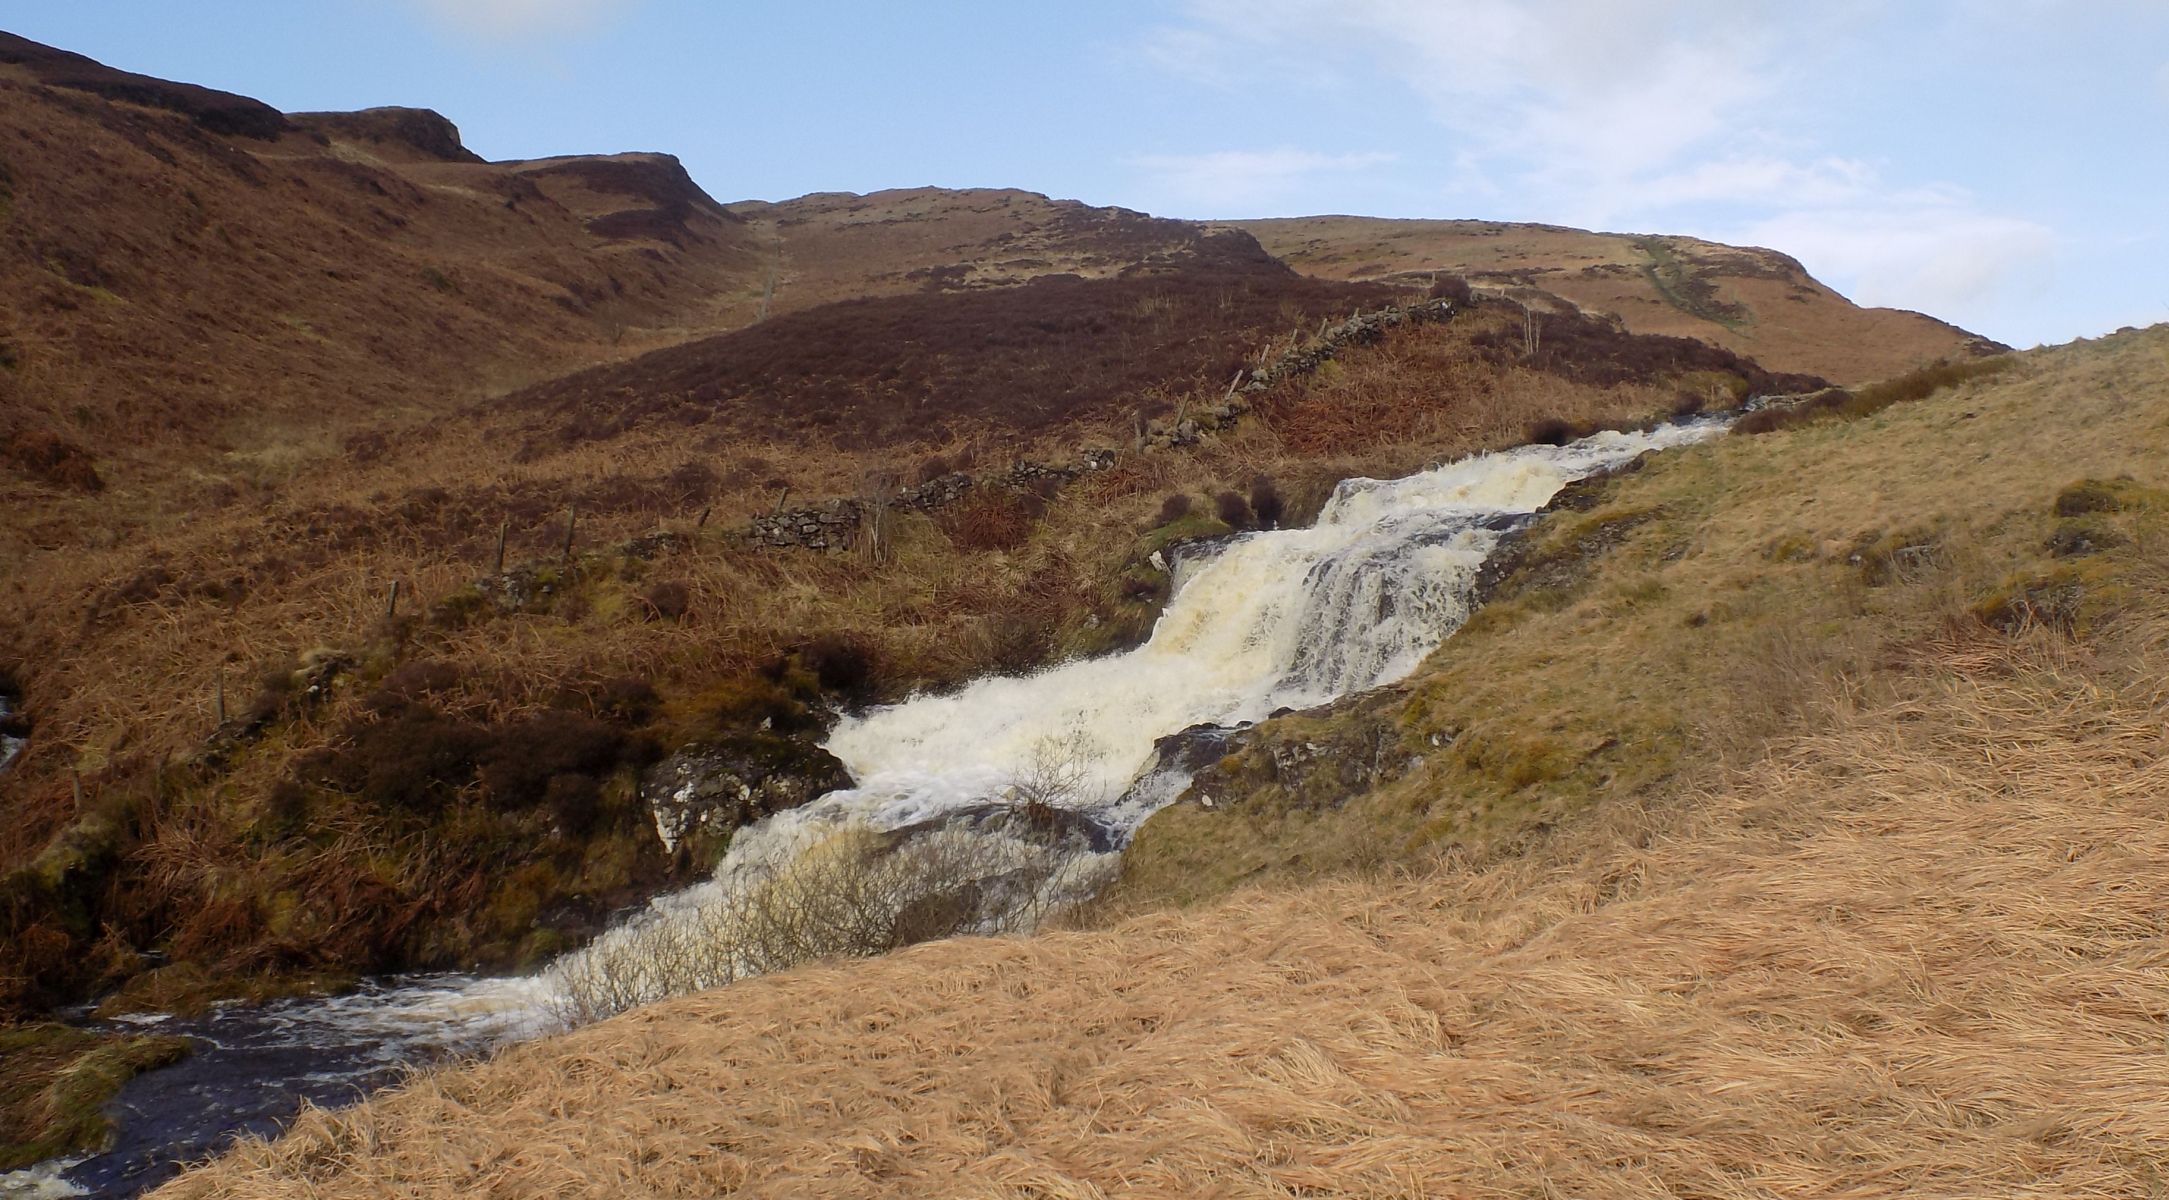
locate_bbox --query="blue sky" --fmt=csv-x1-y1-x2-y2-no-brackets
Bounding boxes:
11,1,2168,347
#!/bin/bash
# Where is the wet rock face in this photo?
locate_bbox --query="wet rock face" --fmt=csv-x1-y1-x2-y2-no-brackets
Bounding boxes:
641,735,854,866
1182,697,1414,814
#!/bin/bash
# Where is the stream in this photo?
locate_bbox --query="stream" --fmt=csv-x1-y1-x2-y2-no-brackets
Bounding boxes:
2,420,1723,1198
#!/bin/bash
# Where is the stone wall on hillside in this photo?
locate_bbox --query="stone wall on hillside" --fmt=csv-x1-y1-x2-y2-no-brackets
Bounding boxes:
748,295,1460,550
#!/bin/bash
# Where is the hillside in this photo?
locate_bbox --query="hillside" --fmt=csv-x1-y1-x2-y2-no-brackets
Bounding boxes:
0,31,770,471
731,187,1280,313
0,30,2052,1178
160,326,2169,1197
1237,216,2002,384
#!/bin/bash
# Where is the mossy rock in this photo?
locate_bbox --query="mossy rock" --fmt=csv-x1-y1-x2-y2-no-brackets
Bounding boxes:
2043,516,2129,559
0,1024,192,1169
1972,560,2128,636
93,962,354,1019
2052,476,2168,517
1133,513,1235,565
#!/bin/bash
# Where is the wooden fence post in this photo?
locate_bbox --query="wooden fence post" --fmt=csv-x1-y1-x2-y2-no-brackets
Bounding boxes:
494,522,509,574
562,507,577,561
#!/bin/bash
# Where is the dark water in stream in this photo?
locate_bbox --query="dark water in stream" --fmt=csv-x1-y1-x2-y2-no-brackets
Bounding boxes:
2,977,547,1199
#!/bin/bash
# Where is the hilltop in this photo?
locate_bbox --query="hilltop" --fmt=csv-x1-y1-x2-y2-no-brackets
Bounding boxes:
1237,215,2002,383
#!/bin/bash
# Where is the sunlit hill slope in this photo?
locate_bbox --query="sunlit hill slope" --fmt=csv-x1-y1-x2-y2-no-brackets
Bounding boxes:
163,322,2169,1197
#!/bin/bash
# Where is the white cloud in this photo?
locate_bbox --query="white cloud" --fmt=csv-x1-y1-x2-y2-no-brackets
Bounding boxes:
1155,0,1781,202
1635,156,1878,210
407,0,635,41
1731,204,2056,323
1138,0,2063,332
1131,149,1397,212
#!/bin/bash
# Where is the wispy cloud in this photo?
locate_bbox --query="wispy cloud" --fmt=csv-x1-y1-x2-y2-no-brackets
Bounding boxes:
1733,203,2055,321
1152,0,1781,210
406,0,636,42
1131,148,1396,212
1137,0,2061,334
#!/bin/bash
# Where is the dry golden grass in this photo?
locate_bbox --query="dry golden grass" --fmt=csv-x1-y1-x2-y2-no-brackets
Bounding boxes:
153,324,2169,1199
157,616,2169,1198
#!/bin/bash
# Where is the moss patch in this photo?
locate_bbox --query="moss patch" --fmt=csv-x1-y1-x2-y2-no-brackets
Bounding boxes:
0,1023,192,1169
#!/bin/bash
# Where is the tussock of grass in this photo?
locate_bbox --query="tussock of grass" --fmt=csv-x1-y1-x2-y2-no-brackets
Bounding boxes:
1,1024,190,1169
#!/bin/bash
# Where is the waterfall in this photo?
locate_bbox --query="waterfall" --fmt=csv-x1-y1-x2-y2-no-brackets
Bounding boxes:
531,420,1724,1016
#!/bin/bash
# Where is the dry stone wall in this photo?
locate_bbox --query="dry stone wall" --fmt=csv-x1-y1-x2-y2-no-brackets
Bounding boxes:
749,296,1459,550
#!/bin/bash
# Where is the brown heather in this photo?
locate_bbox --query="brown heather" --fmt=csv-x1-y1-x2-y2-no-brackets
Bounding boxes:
155,326,2169,1199
0,297,1693,1009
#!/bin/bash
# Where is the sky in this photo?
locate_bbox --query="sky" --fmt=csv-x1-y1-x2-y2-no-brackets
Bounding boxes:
9,1,2168,347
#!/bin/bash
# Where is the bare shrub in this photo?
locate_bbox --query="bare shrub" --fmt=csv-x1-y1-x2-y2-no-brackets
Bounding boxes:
551,823,1076,1024
1155,493,1193,525
1006,731,1100,829
641,579,691,621
1248,475,1285,529
1214,490,1254,529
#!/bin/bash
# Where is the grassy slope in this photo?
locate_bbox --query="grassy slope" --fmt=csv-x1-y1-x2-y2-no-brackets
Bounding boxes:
1119,329,2148,903
156,323,2169,1198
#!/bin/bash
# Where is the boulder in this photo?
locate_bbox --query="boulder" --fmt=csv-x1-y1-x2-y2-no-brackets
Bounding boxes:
641,734,853,866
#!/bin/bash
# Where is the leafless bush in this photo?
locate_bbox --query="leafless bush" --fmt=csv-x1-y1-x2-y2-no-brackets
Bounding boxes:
1006,730,1100,829
551,823,1077,1024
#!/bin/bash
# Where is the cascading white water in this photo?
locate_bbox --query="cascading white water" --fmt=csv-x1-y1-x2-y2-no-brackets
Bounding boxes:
525,421,1724,1015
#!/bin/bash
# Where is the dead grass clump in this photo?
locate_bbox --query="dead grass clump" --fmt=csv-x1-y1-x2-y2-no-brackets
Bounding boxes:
1153,492,1193,524
638,579,690,621
360,660,462,716
0,428,104,492
1212,489,1254,529
938,488,1040,552
578,676,660,726
1849,353,2015,409
1737,357,2015,438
